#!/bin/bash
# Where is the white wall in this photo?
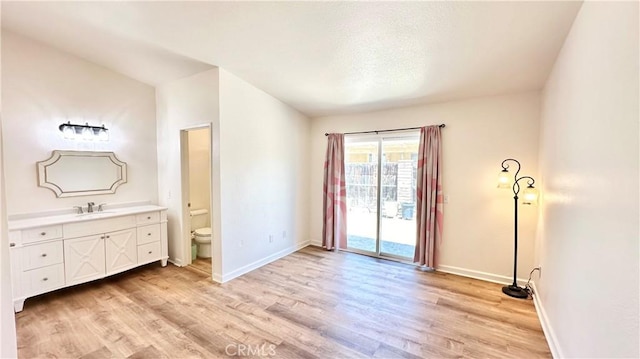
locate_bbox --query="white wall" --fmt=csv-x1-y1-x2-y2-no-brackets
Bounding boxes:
156,69,222,277
188,128,211,228
310,92,540,283
536,2,639,358
1,31,158,216
218,69,310,280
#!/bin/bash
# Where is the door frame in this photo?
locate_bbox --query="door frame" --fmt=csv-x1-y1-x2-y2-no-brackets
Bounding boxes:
179,124,213,268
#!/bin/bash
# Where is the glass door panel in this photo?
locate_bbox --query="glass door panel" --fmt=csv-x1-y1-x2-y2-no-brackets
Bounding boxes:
379,137,419,259
345,141,379,254
344,134,418,261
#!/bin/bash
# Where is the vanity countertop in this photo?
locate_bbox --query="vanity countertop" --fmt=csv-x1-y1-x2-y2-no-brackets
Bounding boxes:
8,205,168,230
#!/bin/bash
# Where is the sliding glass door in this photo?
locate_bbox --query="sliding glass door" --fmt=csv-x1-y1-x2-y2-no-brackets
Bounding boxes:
345,134,419,260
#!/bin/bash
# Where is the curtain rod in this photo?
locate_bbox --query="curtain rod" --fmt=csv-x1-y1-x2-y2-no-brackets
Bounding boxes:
324,124,445,136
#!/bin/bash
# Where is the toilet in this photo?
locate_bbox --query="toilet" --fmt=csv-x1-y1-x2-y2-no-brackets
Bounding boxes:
190,209,211,258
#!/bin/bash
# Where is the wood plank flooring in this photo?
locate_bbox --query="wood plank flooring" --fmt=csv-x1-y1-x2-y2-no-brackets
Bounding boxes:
188,257,213,276
15,246,550,358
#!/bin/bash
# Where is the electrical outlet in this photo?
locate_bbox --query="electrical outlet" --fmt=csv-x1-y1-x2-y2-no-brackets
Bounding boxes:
239,240,244,247
443,195,449,203
269,235,273,243
282,231,286,239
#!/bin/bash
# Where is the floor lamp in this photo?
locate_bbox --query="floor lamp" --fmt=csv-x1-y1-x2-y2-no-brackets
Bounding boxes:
498,158,538,299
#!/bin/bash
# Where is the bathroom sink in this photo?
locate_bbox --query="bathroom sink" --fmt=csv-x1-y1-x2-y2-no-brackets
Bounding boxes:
75,211,116,218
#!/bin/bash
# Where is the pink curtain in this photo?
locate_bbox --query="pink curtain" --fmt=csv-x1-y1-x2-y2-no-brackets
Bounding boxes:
414,126,443,267
322,133,347,251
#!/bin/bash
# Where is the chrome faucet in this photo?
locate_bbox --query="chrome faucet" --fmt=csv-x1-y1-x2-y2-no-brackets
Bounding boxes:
87,202,95,213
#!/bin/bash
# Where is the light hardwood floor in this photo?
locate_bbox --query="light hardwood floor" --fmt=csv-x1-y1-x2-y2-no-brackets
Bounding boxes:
189,257,213,276
15,246,550,358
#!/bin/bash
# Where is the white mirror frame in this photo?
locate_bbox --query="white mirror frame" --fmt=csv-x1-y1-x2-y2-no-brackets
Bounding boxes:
37,150,127,198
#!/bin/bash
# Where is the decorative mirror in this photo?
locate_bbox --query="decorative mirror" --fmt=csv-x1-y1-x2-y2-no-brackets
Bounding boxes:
37,150,127,198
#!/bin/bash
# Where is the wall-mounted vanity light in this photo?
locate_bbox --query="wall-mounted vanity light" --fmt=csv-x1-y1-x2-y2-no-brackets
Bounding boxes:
59,121,109,141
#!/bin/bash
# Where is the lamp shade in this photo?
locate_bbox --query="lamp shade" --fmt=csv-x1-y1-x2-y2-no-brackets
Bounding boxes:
522,186,538,205
98,127,109,141
62,125,76,139
497,169,511,189
82,126,94,141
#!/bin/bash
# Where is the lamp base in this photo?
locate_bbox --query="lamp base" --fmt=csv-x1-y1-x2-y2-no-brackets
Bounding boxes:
502,285,529,299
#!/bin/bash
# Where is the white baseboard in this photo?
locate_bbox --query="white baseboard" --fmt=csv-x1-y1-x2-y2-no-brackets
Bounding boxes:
220,240,310,283
436,264,527,286
168,258,183,267
531,281,562,358
211,272,223,283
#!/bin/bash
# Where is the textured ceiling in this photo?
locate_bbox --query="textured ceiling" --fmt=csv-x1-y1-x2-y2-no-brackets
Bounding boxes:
1,1,582,117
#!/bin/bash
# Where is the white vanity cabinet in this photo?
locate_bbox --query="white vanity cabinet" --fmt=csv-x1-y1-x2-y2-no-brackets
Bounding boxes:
8,205,168,312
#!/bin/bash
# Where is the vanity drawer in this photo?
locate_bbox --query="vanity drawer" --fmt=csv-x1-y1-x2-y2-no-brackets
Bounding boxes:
22,225,63,244
23,241,63,271
64,215,135,239
26,263,65,296
136,212,160,226
136,224,160,245
137,241,161,264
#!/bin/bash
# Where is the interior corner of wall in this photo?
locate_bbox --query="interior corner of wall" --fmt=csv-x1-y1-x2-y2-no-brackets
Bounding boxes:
531,281,563,358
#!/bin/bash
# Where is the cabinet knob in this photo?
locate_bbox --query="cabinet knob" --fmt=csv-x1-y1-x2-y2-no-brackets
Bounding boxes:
106,235,110,239
41,253,47,257
148,251,152,254
42,277,48,281
147,233,151,236
147,216,151,220
9,243,15,247
40,232,46,236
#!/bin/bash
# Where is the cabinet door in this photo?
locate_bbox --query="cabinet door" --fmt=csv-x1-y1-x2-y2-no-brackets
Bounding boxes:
64,235,105,286
105,228,137,275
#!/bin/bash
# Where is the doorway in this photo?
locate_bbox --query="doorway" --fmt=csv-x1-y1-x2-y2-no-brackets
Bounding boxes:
345,133,419,261
180,125,213,276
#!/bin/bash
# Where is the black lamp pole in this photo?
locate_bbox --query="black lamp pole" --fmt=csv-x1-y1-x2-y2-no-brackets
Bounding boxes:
500,158,535,299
